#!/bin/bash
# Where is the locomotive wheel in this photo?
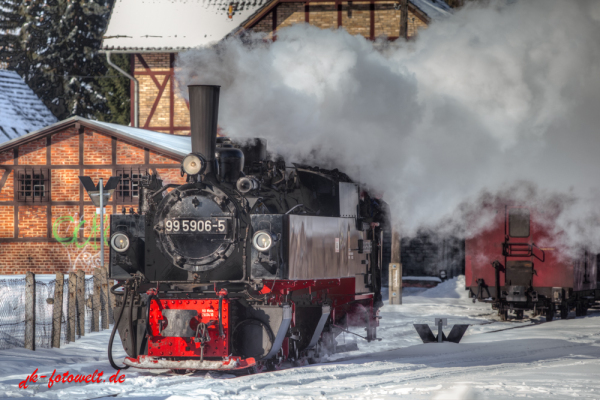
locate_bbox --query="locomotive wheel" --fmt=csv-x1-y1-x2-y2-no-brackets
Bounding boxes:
247,366,259,375
266,361,283,371
308,342,324,365
246,364,267,375
171,369,189,375
293,358,309,367
308,353,322,365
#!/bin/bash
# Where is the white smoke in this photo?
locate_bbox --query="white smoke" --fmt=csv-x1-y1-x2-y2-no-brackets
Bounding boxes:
175,0,600,251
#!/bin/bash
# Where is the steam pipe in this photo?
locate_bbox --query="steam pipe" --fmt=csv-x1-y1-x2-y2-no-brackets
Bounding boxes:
188,85,220,174
105,51,139,128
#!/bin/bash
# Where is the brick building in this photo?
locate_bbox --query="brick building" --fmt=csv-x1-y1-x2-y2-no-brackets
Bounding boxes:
101,0,451,132
0,117,189,274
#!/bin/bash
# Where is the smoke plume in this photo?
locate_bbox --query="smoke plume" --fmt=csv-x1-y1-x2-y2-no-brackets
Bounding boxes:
175,0,600,251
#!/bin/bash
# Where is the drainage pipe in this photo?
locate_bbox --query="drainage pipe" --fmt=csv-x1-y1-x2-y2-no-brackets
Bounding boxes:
104,51,139,127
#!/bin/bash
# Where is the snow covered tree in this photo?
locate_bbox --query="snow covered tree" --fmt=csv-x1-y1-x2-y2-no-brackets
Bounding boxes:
0,0,33,71
0,0,130,123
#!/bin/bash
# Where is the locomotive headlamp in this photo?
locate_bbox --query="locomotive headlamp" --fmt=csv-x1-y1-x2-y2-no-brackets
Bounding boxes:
110,232,130,253
252,230,276,252
236,176,259,194
182,153,206,176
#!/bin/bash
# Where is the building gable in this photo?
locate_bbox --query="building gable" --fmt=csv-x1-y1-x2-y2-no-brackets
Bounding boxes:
101,0,450,132
101,0,451,51
0,117,189,274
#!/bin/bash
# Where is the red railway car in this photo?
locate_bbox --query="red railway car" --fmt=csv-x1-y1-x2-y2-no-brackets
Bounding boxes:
466,205,598,321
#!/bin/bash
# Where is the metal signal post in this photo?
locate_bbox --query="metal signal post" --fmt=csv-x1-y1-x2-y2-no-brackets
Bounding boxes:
79,176,121,268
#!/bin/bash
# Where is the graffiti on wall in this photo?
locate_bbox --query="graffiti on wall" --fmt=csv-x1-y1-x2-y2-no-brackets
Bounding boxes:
52,213,110,270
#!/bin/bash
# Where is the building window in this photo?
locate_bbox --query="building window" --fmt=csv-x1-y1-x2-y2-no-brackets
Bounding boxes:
116,168,147,202
17,169,49,202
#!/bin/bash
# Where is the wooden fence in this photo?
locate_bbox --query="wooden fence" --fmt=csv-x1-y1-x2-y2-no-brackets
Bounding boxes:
23,268,113,350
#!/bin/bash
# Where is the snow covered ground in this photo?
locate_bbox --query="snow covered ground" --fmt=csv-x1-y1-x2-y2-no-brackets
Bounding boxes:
2,276,600,399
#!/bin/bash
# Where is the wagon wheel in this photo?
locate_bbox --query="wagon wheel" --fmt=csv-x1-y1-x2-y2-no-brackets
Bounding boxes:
575,303,586,317
499,308,508,321
560,305,569,319
545,304,555,322
515,310,524,320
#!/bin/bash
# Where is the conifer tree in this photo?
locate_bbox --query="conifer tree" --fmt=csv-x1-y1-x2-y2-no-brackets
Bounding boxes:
96,53,130,125
0,0,130,123
0,0,25,69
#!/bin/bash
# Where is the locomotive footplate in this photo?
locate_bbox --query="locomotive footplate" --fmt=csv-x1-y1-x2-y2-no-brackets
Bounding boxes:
123,355,256,370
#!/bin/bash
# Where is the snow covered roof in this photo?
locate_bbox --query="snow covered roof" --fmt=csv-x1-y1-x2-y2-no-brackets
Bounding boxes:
102,0,271,51
0,70,57,145
102,0,451,51
92,120,191,157
411,0,452,19
0,116,190,160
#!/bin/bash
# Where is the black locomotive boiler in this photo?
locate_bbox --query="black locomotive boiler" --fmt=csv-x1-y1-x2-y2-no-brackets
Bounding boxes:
108,85,387,372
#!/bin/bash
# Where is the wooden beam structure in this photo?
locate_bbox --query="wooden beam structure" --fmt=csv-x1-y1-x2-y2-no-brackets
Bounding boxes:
389,229,402,305
51,272,64,348
24,272,35,350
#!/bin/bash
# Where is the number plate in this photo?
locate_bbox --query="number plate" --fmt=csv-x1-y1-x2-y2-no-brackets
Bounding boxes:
165,218,228,234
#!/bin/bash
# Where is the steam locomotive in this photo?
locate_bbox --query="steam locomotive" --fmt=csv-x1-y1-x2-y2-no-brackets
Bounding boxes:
466,204,599,321
108,85,386,372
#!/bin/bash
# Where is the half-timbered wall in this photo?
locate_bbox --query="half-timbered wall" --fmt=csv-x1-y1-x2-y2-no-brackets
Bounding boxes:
257,1,428,40
132,53,191,135
132,1,428,132
0,125,186,274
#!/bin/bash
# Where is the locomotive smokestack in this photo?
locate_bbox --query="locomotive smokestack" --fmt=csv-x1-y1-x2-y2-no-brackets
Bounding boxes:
188,85,220,173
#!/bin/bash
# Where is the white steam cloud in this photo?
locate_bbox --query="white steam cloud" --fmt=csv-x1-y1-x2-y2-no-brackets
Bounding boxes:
175,0,600,251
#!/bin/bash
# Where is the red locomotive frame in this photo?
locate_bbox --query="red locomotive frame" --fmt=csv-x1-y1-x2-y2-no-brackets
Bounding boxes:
122,278,378,371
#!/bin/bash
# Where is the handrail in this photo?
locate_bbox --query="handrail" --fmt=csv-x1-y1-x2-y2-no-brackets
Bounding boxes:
502,242,545,262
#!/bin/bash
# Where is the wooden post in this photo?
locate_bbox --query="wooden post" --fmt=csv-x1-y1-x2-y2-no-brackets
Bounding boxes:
101,269,110,329
68,273,77,342
76,270,85,336
25,272,36,350
107,275,115,324
51,273,64,348
92,269,101,332
389,229,402,305
399,0,408,40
